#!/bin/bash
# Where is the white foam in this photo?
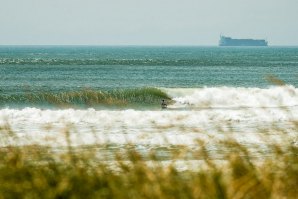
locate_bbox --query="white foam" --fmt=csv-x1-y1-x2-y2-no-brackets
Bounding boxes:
164,85,298,108
1,85,297,148
0,105,297,147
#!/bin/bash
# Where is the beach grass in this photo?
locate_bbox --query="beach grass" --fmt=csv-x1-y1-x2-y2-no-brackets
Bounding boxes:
0,125,297,199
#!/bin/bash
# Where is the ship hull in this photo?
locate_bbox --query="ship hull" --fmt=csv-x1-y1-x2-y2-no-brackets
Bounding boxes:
219,36,268,46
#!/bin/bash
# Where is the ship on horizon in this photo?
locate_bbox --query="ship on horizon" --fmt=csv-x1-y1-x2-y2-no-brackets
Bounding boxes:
219,35,268,46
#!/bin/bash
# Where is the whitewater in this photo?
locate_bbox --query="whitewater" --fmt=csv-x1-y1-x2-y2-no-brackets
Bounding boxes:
1,46,297,158
1,86,297,151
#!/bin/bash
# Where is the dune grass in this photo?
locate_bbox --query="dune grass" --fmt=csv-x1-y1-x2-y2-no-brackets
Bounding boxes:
0,129,297,199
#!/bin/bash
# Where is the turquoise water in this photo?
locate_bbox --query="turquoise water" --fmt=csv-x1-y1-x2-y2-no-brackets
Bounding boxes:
0,46,297,150
0,46,297,108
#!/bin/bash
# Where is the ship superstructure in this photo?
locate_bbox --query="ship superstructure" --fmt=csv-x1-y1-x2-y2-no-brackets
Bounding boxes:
219,36,268,46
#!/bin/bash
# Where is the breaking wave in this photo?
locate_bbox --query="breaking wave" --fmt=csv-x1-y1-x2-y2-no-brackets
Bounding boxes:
1,85,297,110
0,88,170,108
1,86,297,147
165,85,298,109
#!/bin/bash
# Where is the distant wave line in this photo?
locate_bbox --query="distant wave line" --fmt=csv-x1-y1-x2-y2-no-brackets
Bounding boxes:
1,58,294,66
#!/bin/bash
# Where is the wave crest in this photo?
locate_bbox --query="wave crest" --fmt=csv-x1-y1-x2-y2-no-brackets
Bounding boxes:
164,85,298,108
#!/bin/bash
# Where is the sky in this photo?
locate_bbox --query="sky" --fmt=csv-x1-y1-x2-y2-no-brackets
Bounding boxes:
0,0,298,45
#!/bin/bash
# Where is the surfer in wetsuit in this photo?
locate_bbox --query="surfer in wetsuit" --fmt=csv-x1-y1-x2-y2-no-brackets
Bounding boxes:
161,99,167,109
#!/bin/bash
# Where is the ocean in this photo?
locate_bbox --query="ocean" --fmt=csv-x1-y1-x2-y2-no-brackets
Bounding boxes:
0,46,297,159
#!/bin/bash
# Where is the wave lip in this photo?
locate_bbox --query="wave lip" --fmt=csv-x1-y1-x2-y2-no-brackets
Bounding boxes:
163,85,298,109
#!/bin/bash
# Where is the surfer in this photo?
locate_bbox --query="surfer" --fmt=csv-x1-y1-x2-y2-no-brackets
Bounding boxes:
161,99,167,109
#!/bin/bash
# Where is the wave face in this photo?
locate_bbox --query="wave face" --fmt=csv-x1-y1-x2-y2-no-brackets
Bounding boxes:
0,88,170,108
166,85,298,109
1,86,297,109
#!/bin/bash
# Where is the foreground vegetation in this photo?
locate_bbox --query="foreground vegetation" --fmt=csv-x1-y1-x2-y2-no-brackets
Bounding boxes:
0,136,297,199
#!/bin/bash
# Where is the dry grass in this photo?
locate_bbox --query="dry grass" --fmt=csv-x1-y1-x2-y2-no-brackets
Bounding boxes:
0,127,297,199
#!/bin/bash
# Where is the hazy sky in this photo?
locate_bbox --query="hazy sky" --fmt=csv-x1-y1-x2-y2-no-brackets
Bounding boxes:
0,0,298,45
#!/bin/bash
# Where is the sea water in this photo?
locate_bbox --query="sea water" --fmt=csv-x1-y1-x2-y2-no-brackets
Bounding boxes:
0,46,297,158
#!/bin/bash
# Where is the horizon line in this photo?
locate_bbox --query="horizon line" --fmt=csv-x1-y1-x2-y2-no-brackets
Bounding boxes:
1,44,298,47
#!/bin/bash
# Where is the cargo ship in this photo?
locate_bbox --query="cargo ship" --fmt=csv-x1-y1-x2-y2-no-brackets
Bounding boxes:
219,35,268,46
